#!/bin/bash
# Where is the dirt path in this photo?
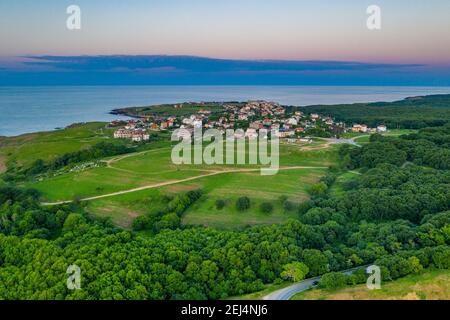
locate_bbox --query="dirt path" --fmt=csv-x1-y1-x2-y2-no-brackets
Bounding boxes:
41,166,327,206
103,147,172,167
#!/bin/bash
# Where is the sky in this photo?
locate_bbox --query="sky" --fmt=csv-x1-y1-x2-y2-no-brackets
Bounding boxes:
0,1,449,85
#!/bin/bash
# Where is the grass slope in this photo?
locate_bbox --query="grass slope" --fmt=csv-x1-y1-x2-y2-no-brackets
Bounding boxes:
0,122,115,170
291,269,450,300
28,142,337,202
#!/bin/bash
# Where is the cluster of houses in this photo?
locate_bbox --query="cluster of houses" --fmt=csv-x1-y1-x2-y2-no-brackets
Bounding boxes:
110,100,388,143
112,120,151,142
351,124,387,133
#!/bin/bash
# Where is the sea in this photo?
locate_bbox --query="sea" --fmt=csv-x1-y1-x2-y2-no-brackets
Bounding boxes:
1,86,450,137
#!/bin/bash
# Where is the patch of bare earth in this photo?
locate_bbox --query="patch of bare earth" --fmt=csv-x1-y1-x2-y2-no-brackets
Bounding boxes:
91,205,140,229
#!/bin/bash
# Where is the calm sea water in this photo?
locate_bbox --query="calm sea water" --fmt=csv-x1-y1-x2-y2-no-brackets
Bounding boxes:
1,86,450,137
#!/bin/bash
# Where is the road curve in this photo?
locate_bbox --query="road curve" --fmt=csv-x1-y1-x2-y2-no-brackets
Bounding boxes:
322,135,367,148
263,268,364,300
263,276,321,300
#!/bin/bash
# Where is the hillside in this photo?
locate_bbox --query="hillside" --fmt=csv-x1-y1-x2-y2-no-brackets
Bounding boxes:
291,269,450,300
299,94,450,129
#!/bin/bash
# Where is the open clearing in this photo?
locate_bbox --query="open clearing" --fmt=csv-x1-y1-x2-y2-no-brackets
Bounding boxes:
5,122,339,229
29,142,337,203
83,166,326,229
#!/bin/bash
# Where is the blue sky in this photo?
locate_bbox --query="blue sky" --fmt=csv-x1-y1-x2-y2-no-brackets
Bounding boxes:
0,1,449,85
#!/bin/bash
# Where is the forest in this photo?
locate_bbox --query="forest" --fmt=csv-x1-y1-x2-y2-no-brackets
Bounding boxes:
299,94,450,129
0,124,448,299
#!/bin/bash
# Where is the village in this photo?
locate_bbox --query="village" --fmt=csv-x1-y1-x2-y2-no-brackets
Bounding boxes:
111,101,387,143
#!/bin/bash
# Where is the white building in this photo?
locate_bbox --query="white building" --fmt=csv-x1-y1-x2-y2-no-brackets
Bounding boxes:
287,118,298,126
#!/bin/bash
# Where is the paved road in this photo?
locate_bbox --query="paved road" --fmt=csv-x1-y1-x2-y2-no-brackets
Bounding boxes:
263,268,362,300
322,135,366,147
263,276,322,300
41,166,327,206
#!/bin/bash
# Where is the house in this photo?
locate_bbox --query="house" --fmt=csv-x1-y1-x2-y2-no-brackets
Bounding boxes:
245,128,258,139
310,113,319,120
287,118,298,126
114,128,150,141
150,123,160,131
238,114,248,121
114,129,133,139
277,130,295,138
377,125,387,132
109,120,126,127
132,133,150,142
352,124,368,133
193,120,203,129
274,107,285,115
324,118,334,125
271,123,280,130
249,121,262,130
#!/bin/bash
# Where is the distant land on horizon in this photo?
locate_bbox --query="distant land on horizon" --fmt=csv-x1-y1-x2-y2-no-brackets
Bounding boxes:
1,55,450,86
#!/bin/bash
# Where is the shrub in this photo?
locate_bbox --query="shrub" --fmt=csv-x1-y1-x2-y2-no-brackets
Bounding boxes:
236,197,251,211
215,199,226,210
308,182,328,197
260,202,274,214
283,200,295,212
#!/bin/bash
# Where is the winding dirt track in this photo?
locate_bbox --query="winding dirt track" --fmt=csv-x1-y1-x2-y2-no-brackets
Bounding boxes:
41,166,327,206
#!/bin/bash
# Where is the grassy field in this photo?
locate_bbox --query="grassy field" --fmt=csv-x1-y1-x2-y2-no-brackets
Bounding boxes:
342,129,418,141
85,166,326,229
181,167,326,229
329,171,361,197
2,122,340,229
291,269,450,300
28,141,337,202
0,122,116,170
80,144,334,228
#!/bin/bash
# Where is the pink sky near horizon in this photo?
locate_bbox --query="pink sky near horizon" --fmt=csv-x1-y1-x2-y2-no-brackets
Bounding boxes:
1,1,450,65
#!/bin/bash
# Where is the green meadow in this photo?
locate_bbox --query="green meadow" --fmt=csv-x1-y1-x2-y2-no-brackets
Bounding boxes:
0,122,115,170
27,140,337,203
1,121,341,229
27,138,337,229
84,167,326,229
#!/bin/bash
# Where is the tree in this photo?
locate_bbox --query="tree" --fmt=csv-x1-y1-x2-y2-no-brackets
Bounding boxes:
236,197,251,211
280,262,309,282
319,272,348,290
308,182,328,197
302,249,329,276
